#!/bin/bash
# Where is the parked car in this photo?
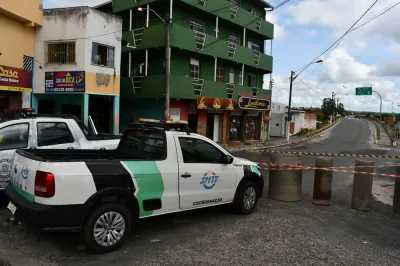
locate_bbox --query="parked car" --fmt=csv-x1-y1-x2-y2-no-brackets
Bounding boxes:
6,119,264,253
0,108,121,191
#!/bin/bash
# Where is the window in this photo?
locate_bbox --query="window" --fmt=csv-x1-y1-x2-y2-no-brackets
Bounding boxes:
248,73,257,88
92,43,115,67
239,69,243,85
216,67,224,82
179,138,226,164
170,108,181,121
248,41,260,52
190,58,200,80
46,41,76,64
228,68,235,84
37,122,74,147
0,124,29,151
118,130,166,160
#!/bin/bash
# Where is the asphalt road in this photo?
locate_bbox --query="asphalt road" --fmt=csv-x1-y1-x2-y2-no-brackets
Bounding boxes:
0,118,399,265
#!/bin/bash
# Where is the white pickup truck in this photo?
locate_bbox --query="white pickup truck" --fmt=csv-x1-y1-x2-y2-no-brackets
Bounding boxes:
0,110,121,190
6,120,264,253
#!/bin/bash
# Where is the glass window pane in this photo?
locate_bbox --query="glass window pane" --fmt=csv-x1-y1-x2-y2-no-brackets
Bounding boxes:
0,124,29,151
37,122,74,146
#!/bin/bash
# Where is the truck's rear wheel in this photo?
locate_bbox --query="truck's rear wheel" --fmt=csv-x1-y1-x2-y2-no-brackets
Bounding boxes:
83,203,131,253
235,181,259,214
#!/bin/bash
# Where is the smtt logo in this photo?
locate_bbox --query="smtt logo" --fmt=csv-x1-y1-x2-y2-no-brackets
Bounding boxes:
21,167,29,180
200,171,219,190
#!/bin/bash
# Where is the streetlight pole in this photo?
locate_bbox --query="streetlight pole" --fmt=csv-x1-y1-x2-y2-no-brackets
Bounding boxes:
285,60,323,143
372,90,382,119
138,7,171,121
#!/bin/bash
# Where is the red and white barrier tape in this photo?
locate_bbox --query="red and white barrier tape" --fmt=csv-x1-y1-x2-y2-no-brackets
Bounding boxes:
258,163,400,179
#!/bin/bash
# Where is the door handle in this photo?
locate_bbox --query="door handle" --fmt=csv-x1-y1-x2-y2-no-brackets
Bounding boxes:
181,173,191,178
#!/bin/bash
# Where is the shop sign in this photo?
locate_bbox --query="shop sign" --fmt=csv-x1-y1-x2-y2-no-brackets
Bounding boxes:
238,96,270,111
197,97,235,111
0,65,32,92
45,71,85,93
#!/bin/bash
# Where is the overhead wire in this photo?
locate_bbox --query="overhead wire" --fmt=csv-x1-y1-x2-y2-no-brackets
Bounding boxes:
293,0,379,74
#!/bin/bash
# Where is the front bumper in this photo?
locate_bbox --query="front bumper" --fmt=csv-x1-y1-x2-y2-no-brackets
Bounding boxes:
5,185,87,230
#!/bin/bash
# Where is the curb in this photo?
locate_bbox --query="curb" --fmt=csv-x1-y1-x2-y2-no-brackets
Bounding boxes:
366,119,378,144
227,119,341,152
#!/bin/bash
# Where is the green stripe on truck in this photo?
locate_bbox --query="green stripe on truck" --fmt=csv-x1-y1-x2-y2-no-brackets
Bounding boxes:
123,161,164,217
12,183,35,203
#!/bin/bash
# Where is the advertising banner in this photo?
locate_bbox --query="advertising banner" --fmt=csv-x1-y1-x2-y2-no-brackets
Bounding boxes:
0,65,32,92
45,71,85,93
197,97,235,111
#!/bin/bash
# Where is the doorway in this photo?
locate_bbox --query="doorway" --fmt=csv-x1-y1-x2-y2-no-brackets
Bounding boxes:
62,104,82,120
38,100,55,114
206,113,221,143
89,95,113,134
188,113,197,133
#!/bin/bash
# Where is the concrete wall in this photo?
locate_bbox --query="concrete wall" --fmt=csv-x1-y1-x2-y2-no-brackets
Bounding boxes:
302,114,317,130
270,113,285,137
34,7,122,95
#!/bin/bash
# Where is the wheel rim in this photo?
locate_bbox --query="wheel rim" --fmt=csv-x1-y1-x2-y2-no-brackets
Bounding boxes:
243,186,257,210
93,211,126,247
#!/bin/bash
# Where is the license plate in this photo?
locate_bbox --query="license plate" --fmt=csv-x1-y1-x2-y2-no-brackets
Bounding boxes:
7,202,16,215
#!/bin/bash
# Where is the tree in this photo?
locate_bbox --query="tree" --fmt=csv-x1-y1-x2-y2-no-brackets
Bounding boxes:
321,98,336,117
337,103,345,115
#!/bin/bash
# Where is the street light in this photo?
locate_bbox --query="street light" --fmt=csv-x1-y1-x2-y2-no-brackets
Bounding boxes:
138,7,171,120
286,60,323,143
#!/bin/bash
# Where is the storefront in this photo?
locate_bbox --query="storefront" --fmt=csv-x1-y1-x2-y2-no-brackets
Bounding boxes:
0,65,32,113
196,96,235,144
230,94,271,143
33,71,120,134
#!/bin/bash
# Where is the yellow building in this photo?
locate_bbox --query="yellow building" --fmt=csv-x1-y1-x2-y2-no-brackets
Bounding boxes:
0,0,43,112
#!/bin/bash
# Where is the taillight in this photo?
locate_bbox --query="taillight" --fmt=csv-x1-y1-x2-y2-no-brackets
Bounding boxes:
34,171,55,198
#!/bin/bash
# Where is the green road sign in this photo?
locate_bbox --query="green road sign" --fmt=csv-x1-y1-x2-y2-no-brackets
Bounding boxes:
356,87,372,95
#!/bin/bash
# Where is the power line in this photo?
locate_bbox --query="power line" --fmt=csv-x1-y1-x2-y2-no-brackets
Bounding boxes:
297,76,327,97
293,0,379,74
350,1,400,32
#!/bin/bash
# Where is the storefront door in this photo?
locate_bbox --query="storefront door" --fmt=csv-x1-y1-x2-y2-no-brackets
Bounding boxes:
206,113,221,143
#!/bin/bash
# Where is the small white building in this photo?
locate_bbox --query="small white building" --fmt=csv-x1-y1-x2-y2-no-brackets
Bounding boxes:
270,102,286,137
32,6,122,134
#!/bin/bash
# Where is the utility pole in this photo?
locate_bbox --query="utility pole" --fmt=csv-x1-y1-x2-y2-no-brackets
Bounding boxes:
165,17,171,121
373,90,382,120
286,71,294,143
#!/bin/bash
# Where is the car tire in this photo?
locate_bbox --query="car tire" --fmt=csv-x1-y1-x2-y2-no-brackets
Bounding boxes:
235,181,259,215
83,203,131,253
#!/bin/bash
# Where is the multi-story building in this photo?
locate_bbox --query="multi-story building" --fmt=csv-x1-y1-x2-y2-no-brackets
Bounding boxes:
33,6,122,134
113,0,274,144
0,0,43,113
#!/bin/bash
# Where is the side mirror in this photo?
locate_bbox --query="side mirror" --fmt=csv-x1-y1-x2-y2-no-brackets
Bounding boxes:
225,155,234,164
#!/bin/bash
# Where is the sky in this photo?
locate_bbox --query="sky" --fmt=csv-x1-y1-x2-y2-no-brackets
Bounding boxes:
43,0,400,113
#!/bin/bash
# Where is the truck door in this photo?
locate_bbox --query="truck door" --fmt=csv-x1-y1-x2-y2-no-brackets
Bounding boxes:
0,121,33,189
35,120,80,150
175,135,237,210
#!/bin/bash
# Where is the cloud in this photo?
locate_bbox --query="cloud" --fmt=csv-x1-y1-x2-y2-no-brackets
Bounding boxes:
284,0,400,47
266,13,289,40
372,61,400,77
303,28,317,38
46,0,108,8
318,48,376,83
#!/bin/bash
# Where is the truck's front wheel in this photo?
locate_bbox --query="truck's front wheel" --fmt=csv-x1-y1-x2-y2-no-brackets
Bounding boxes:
83,203,131,253
235,181,259,214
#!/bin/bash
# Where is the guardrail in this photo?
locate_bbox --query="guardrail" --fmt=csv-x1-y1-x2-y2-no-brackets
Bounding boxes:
306,119,340,138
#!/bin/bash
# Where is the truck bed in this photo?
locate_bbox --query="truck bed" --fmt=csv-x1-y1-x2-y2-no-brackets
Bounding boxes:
16,149,134,162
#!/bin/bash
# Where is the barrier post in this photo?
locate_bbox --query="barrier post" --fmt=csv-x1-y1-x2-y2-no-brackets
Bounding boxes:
351,160,374,211
269,153,302,201
244,150,261,163
313,157,333,206
393,166,400,215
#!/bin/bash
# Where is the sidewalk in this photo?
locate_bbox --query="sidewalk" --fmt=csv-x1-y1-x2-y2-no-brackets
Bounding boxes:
224,135,305,151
